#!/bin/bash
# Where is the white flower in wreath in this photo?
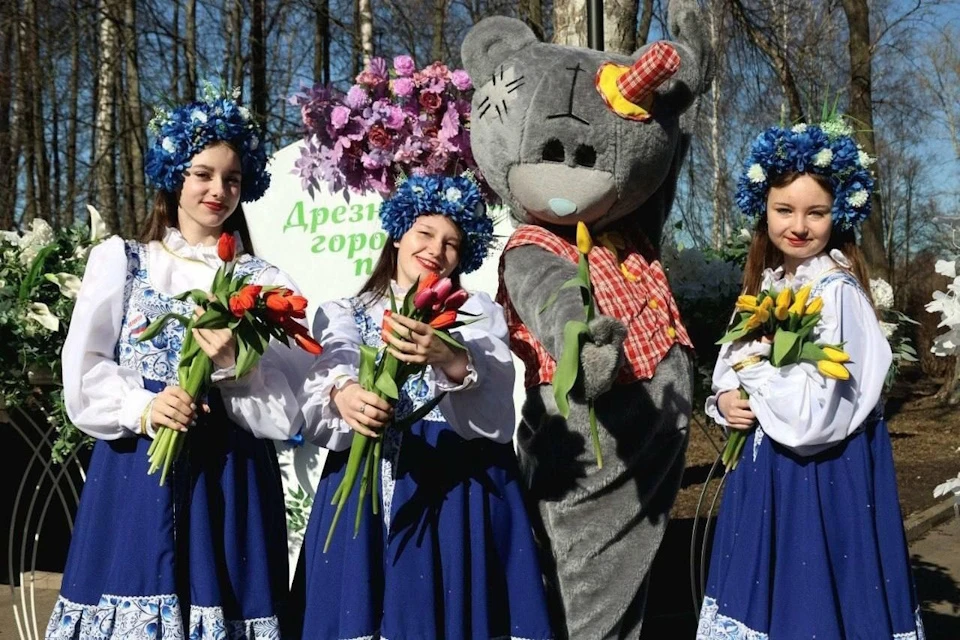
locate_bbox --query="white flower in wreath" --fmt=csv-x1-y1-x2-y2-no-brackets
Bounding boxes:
445,187,462,203
45,272,82,299
812,148,833,168
162,137,177,153
870,278,894,310
847,189,869,209
191,109,208,123
747,163,766,184
791,123,808,134
25,302,60,332
86,204,108,242
858,150,875,167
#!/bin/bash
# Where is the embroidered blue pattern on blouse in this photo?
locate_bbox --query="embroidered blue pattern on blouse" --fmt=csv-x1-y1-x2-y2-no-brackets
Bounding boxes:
116,241,268,384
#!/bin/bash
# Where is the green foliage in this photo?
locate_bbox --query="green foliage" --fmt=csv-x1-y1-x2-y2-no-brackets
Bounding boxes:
0,219,102,462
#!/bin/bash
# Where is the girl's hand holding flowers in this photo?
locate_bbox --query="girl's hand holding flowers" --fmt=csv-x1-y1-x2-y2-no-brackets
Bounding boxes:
332,382,393,438
383,312,469,380
192,305,237,370
717,390,755,430
150,386,196,433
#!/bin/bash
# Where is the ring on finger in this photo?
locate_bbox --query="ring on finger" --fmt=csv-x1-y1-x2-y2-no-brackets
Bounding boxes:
360,403,367,415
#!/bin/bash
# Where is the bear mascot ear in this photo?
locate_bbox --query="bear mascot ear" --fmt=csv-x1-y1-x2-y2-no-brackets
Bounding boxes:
461,16,539,84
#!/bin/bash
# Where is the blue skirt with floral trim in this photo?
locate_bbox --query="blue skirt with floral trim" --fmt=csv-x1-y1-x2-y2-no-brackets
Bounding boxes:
45,380,288,640
300,416,553,640
697,418,925,640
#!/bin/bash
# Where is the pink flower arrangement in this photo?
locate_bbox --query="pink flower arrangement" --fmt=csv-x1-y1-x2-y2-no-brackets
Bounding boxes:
291,57,483,199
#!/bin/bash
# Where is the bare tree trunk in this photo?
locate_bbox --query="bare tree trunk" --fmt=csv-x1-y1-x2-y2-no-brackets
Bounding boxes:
431,0,447,62
0,0,18,227
63,0,81,226
26,0,51,222
250,0,266,119
172,0,180,102
123,0,146,233
95,0,120,233
604,0,637,54
184,0,197,99
636,0,653,46
16,0,37,224
708,0,727,248
553,0,586,47
358,0,373,67
520,0,544,40
729,0,805,122
841,0,886,279
229,0,243,91
314,0,330,84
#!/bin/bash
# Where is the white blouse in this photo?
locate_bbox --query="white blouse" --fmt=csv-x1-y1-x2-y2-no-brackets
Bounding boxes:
705,251,892,456
62,228,310,442
298,286,516,452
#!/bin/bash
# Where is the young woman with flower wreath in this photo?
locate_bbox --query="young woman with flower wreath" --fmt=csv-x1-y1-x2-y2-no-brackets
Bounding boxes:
293,56,552,640
46,86,308,639
696,117,925,639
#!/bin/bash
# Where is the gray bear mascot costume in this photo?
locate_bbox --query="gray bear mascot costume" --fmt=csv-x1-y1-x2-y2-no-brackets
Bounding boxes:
461,1,712,637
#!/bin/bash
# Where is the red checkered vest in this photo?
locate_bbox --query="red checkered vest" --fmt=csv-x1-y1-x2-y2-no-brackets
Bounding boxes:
497,225,692,388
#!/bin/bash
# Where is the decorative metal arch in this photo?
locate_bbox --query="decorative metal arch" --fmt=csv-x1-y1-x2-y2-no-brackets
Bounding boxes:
5,407,86,640
688,414,729,621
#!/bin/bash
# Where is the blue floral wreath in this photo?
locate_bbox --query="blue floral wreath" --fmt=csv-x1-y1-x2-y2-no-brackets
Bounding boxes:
144,84,270,203
379,174,495,274
734,117,876,231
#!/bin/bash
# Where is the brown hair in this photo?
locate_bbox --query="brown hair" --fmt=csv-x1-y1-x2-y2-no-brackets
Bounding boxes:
740,171,875,306
138,140,255,255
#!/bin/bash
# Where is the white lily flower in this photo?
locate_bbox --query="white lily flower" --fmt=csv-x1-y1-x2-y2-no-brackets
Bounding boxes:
86,204,108,243
45,272,82,299
26,302,60,332
0,230,21,247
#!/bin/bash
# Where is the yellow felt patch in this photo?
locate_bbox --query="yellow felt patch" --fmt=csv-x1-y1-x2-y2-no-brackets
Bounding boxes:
595,63,652,122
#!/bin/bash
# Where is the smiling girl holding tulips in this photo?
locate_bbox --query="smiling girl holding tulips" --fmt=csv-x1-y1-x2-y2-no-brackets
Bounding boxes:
697,116,924,639
296,173,552,640
47,86,315,640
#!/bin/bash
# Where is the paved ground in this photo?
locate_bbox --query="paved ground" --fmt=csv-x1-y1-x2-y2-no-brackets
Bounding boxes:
2,516,958,639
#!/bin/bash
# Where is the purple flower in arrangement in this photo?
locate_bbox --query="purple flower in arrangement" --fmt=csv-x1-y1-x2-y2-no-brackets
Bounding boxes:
346,86,370,110
356,57,389,87
292,56,493,200
393,77,415,98
330,105,351,130
393,55,416,77
450,70,472,91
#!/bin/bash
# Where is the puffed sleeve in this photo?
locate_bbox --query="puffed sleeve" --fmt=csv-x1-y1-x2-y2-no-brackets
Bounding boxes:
62,236,156,439
435,291,516,444
215,265,313,441
298,299,363,451
731,280,892,456
704,343,742,428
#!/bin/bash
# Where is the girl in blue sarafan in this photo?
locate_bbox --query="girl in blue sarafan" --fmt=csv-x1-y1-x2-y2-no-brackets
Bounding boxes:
297,174,553,640
696,117,925,639
46,87,305,639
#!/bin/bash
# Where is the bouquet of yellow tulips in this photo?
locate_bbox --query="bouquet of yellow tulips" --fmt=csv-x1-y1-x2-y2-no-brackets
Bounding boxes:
715,282,852,471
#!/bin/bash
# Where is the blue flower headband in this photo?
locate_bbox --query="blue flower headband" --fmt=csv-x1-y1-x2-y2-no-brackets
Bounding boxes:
735,117,876,231
379,174,494,274
144,84,270,203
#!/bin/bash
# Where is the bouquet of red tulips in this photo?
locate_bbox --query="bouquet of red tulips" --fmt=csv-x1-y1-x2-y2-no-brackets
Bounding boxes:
138,233,323,485
323,272,473,551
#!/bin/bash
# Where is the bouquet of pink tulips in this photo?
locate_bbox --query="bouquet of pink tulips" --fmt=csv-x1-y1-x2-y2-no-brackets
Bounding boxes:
324,273,475,551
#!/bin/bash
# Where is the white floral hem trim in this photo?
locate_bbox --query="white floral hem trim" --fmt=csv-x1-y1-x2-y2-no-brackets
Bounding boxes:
697,596,925,640
45,594,280,640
